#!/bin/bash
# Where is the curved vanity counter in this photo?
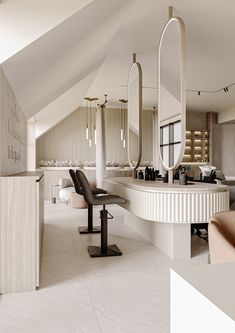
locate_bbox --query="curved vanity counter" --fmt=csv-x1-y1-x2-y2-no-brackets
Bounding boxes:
103,177,229,259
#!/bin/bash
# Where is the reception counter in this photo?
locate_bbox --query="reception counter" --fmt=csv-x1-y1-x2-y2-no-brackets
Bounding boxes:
103,177,229,259
0,171,44,293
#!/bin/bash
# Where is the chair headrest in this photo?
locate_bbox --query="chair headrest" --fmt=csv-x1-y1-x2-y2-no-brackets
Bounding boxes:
76,170,95,205
69,169,83,195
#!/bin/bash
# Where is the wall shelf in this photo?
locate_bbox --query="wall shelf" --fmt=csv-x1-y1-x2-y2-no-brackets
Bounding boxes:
183,130,209,163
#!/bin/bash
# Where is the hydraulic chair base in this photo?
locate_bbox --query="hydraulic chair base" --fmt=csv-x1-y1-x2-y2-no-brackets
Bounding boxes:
87,207,122,257
78,226,101,234
88,244,122,257
78,203,101,234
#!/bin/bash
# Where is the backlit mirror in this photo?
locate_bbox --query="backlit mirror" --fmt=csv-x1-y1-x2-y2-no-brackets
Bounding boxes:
127,55,142,174
158,17,186,181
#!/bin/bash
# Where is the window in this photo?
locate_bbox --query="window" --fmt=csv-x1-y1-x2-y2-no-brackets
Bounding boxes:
160,120,181,167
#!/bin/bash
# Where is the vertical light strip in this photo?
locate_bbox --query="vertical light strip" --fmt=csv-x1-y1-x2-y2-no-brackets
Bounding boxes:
89,99,92,147
94,102,96,145
120,101,123,141
123,102,125,147
93,97,98,145
85,98,89,140
94,126,96,145
123,100,127,148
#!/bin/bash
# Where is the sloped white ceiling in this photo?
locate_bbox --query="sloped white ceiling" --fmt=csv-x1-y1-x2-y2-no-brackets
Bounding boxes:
0,0,94,63
34,67,100,138
2,0,235,135
86,0,235,112
2,0,130,120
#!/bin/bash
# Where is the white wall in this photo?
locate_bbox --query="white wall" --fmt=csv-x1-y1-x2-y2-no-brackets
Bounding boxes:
186,111,207,131
211,123,235,175
36,107,153,165
0,0,93,63
0,68,27,176
218,106,235,124
219,124,235,176
171,270,235,333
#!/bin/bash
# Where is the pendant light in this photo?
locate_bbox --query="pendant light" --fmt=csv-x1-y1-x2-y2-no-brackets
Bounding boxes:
84,96,98,147
119,99,127,148
92,97,98,145
84,97,90,140
123,99,127,148
89,97,92,147
119,99,124,141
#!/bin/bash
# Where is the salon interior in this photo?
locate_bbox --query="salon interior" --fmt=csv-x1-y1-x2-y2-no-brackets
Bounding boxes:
0,1,235,332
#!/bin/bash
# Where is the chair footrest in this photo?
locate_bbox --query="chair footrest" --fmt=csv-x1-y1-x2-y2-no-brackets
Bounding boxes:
88,245,122,257
78,226,101,234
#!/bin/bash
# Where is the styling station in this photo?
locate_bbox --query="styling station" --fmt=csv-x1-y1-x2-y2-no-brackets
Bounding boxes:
102,11,230,260
103,177,229,259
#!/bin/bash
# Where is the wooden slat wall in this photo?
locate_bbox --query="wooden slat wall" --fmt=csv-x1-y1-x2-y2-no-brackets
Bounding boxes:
36,107,153,165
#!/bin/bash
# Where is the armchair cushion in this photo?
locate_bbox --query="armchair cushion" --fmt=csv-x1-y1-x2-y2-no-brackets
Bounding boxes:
209,211,235,264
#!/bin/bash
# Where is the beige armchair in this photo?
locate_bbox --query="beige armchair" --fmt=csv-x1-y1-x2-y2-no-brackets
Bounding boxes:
208,211,235,264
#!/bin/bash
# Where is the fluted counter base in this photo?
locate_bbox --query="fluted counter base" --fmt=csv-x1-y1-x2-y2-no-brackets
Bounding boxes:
103,177,230,259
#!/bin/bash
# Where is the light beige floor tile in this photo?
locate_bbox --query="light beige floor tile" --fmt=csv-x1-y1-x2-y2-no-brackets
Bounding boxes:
0,202,208,333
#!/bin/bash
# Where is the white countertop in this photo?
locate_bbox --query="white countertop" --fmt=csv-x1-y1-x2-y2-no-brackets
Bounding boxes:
2,171,44,180
172,263,235,321
39,167,132,171
103,177,229,193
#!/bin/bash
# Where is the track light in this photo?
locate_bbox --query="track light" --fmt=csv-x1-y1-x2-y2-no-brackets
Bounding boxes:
198,91,200,96
224,87,229,92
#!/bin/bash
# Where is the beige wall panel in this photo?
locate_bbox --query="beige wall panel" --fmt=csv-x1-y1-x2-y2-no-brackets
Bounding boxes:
212,124,222,170
186,111,207,131
220,124,235,176
36,107,153,166
0,68,27,176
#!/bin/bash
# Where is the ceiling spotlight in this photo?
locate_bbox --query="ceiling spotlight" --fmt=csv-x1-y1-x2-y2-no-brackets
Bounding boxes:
224,87,229,92
198,91,200,96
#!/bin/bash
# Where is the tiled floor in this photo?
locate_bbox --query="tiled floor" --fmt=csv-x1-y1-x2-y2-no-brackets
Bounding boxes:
0,202,208,333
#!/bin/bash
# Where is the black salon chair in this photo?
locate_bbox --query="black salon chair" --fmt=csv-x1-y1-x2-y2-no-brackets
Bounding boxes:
76,170,127,257
69,169,107,234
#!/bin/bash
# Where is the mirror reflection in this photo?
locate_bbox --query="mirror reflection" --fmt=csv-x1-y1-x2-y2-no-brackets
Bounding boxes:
128,57,142,170
158,17,186,171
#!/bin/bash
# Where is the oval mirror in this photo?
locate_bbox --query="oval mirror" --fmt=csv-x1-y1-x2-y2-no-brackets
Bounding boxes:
127,55,142,175
158,17,186,181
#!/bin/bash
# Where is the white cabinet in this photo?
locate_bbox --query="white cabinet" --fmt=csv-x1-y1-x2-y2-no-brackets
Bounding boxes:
0,171,44,293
